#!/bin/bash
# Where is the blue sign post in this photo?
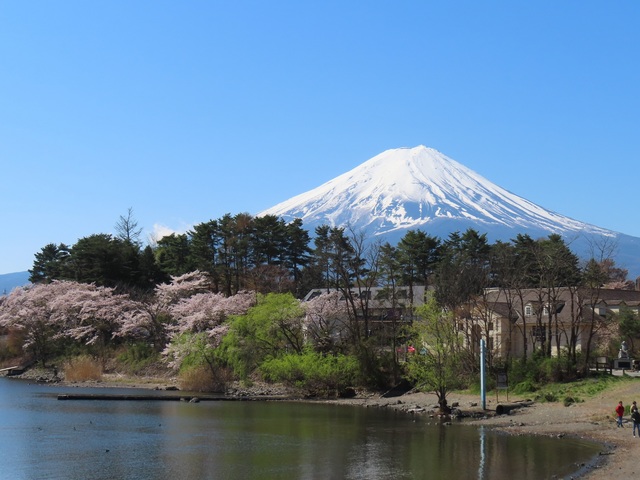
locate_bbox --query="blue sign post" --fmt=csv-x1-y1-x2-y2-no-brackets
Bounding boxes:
480,338,486,410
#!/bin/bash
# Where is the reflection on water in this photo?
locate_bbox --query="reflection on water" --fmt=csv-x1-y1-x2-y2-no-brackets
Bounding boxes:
0,379,598,479
478,425,486,479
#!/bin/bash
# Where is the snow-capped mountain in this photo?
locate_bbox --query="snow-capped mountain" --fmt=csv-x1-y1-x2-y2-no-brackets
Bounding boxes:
261,146,640,277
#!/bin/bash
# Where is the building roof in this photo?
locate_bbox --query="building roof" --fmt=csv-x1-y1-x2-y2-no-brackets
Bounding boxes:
476,287,640,325
303,286,426,309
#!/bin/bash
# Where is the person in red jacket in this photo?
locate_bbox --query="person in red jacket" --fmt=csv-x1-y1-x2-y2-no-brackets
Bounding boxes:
616,401,625,427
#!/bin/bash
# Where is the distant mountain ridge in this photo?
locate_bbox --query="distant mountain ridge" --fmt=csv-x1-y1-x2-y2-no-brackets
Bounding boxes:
261,146,640,278
0,271,30,296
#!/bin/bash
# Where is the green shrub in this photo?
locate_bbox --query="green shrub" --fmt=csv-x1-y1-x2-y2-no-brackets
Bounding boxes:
563,396,578,407
163,332,217,374
511,379,538,395
537,355,579,383
537,391,558,403
354,341,391,389
260,350,359,396
116,342,159,374
217,293,305,380
507,356,539,385
505,350,582,388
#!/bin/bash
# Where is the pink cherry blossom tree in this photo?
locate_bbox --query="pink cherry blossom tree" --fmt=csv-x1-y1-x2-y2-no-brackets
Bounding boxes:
118,271,212,350
155,271,211,304
117,299,170,351
0,282,64,366
0,280,146,366
169,290,257,337
303,291,350,353
163,290,257,372
50,283,138,364
0,281,132,365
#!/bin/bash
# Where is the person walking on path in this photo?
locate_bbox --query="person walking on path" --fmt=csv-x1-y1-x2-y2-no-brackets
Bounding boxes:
616,401,625,427
632,402,640,437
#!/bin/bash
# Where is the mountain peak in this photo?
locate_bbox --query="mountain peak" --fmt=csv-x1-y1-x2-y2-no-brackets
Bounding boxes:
262,146,608,236
259,146,640,277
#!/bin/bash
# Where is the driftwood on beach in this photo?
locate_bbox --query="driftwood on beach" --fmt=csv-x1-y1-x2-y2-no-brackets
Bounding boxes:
495,400,534,415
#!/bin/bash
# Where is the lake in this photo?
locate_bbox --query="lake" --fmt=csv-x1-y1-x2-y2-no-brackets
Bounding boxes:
0,378,599,479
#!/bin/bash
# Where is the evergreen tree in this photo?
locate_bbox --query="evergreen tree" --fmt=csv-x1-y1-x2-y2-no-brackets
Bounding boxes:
251,215,287,266
69,234,130,287
155,233,193,277
29,243,70,284
282,218,313,297
188,220,221,291
396,229,440,304
434,229,491,311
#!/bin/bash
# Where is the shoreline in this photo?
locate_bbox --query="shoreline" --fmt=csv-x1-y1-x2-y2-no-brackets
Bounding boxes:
326,387,638,479
5,370,638,479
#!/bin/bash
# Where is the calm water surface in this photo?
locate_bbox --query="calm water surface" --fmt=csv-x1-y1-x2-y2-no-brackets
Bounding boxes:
0,378,599,479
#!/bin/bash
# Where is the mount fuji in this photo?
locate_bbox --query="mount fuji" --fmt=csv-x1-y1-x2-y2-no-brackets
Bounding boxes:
261,146,640,278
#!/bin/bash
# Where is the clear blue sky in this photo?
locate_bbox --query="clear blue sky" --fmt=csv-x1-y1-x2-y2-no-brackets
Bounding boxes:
1,1,639,275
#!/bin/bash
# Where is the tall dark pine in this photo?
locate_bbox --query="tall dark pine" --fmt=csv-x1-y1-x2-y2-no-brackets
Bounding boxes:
312,225,332,290
29,243,70,283
216,213,252,295
434,229,491,311
69,234,131,287
138,245,168,289
282,218,313,297
251,215,287,266
189,220,221,292
155,233,193,277
396,229,440,305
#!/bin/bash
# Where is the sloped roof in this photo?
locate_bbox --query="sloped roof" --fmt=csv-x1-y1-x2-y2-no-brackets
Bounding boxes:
475,287,640,325
483,287,640,307
303,286,427,309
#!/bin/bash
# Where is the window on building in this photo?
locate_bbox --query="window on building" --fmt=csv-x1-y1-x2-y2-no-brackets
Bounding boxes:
531,326,546,343
525,305,532,316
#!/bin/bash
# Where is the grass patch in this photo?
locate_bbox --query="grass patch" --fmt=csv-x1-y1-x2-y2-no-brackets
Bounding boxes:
472,372,634,405
63,355,103,382
115,343,160,375
524,374,634,404
179,364,233,393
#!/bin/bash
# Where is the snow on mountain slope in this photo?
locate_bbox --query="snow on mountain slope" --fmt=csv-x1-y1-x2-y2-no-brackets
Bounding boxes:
260,146,639,277
262,146,610,237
